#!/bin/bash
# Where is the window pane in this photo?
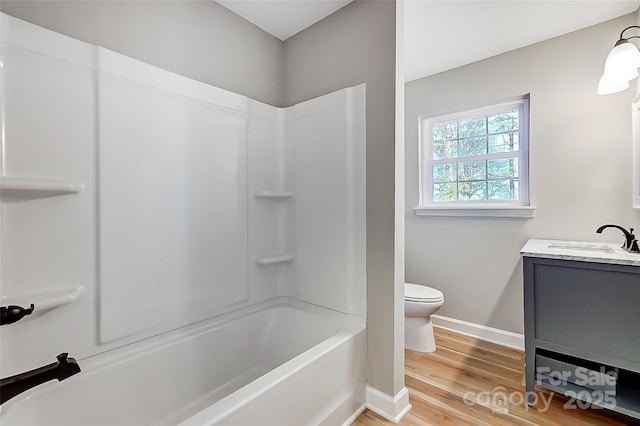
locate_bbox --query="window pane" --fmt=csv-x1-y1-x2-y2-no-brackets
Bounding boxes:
458,117,485,138
433,183,457,201
488,110,518,134
423,99,528,206
488,133,519,153
432,120,457,142
459,181,486,200
458,160,486,181
433,141,458,159
432,163,457,182
488,158,518,179
459,137,486,157
488,179,519,200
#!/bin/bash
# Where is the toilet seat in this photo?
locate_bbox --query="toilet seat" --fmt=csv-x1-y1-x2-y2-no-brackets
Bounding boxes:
405,283,444,303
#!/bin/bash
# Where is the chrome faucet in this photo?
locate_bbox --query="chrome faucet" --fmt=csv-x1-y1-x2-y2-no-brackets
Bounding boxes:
0,353,81,405
596,224,640,253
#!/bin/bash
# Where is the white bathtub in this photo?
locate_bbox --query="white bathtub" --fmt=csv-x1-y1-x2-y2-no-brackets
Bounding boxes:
0,298,366,425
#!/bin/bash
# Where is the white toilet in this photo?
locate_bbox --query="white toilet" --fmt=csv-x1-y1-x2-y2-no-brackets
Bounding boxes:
404,282,444,352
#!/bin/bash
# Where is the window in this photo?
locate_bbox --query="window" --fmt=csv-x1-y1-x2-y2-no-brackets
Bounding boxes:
417,96,533,218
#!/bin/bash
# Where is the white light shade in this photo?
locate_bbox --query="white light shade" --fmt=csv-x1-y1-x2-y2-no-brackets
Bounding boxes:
604,41,640,77
597,72,630,95
597,40,640,95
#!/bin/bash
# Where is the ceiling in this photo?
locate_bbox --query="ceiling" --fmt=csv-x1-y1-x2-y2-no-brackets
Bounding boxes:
404,0,640,82
215,0,640,82
216,0,352,41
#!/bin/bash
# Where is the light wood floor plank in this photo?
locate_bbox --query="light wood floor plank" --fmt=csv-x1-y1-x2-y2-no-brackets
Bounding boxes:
419,346,523,384
406,393,478,426
434,327,524,359
353,327,640,426
405,374,533,426
433,334,524,372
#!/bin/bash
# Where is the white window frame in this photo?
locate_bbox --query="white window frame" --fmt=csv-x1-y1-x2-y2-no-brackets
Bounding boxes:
415,96,535,218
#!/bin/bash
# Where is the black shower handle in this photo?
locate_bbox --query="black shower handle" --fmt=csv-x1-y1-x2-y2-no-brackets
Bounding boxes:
0,304,35,325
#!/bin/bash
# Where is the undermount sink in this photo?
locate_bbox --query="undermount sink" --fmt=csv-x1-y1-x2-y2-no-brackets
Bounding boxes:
547,243,615,253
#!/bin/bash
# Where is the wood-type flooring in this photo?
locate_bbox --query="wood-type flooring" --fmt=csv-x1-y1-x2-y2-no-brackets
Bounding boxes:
353,327,640,426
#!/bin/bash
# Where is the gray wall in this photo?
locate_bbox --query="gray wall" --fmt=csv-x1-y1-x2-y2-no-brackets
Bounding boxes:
405,13,640,334
284,0,402,396
0,0,285,106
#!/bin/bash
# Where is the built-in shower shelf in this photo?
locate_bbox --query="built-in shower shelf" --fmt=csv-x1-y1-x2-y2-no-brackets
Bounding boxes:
1,177,84,201
254,254,295,265
254,191,294,202
1,285,85,312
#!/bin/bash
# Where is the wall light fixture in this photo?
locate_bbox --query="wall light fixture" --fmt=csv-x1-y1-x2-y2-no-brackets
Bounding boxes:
598,25,640,95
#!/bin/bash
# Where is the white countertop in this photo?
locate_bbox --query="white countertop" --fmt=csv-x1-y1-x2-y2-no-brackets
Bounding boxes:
521,239,640,267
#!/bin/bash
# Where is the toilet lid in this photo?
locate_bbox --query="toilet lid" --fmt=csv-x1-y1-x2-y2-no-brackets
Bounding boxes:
405,283,444,302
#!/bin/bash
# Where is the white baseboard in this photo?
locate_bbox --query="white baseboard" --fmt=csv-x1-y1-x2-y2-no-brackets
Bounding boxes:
340,403,367,426
431,314,524,351
365,385,411,423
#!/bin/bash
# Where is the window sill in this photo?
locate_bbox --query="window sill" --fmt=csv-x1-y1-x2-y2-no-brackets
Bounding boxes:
414,205,536,219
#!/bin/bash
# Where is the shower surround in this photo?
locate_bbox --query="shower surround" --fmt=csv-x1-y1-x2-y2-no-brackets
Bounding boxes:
0,13,366,424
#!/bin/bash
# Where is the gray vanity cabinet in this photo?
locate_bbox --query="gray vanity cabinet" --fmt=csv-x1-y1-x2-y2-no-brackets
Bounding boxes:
523,256,640,419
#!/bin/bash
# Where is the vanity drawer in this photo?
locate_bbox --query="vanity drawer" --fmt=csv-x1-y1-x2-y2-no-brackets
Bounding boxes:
532,262,640,365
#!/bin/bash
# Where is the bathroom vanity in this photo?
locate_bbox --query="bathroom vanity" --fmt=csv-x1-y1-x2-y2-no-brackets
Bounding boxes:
521,239,640,419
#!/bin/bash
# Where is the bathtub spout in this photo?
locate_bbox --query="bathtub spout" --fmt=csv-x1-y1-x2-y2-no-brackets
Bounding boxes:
0,353,81,405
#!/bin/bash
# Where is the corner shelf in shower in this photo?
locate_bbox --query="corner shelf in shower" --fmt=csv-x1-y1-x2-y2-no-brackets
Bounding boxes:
254,253,295,265
0,177,85,201
254,191,294,202
1,285,85,312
